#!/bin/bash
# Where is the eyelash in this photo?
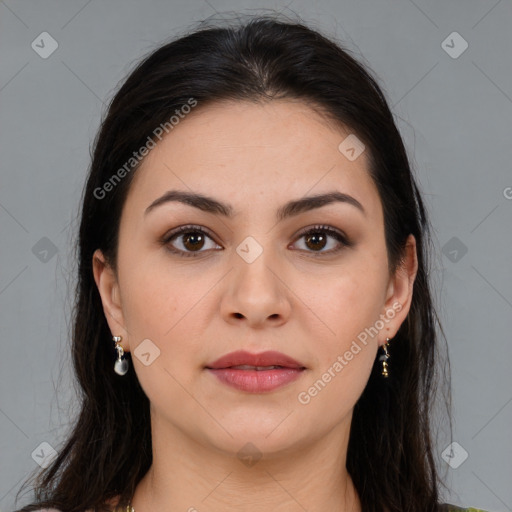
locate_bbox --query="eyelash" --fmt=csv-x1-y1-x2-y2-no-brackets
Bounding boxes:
161,224,352,258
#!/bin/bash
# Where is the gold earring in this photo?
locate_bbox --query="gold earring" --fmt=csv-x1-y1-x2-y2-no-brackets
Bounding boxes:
113,335,129,376
379,337,391,378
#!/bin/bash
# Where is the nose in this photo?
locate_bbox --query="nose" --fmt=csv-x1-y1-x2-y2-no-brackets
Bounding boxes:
220,250,291,328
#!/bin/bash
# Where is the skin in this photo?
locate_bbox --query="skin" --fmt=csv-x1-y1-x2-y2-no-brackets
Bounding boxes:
93,99,418,512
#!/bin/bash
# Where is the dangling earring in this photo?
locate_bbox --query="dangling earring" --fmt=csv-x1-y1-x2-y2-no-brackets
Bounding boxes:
113,335,129,376
379,337,391,378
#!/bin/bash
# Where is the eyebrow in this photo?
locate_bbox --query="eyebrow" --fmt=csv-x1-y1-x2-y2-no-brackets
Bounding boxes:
144,189,366,221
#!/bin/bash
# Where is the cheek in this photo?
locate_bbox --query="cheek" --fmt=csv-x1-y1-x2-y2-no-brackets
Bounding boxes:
119,263,206,401
120,272,177,338
118,240,190,328
299,261,387,339
118,254,213,368
295,273,382,418
294,254,387,387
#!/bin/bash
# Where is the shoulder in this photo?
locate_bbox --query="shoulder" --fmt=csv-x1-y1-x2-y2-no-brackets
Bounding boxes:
29,508,95,512
441,504,490,512
27,496,121,512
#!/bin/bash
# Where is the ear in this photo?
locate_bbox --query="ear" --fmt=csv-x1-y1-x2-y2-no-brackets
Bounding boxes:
92,249,131,351
379,234,418,345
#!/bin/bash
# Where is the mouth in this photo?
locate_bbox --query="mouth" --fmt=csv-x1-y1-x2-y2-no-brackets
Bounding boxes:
224,365,291,370
205,350,306,370
205,350,306,392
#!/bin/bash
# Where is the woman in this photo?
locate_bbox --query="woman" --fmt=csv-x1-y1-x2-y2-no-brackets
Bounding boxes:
14,13,489,512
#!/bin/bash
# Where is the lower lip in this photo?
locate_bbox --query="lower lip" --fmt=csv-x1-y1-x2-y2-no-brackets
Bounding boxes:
206,368,305,392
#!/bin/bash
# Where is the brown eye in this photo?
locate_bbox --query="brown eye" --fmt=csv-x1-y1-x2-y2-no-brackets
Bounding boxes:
181,232,206,251
304,232,328,251
163,225,221,258
292,225,352,255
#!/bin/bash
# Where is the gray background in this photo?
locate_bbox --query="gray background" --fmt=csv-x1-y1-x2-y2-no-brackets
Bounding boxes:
1,1,511,511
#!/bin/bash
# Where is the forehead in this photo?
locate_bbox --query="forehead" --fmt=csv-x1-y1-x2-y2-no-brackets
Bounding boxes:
123,99,381,220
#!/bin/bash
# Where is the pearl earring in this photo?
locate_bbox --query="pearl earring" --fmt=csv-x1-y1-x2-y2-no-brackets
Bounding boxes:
113,335,129,376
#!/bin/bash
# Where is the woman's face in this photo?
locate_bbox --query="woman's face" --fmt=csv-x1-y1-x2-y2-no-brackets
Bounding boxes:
94,99,417,457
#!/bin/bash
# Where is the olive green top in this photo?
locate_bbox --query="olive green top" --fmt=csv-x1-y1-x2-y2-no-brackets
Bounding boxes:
442,506,488,512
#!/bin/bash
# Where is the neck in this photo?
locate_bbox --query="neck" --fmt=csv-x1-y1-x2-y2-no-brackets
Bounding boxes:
130,414,361,512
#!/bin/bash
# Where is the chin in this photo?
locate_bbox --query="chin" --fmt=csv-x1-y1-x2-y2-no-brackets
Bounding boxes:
200,421,310,458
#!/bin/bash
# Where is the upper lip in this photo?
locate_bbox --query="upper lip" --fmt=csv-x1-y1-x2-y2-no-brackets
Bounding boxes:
205,350,306,369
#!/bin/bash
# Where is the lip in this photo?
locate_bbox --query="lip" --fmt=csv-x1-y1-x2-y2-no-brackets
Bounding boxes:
206,350,306,370
205,350,307,393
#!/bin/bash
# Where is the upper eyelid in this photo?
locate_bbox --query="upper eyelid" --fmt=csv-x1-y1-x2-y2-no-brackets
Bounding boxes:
165,224,218,242
294,224,346,237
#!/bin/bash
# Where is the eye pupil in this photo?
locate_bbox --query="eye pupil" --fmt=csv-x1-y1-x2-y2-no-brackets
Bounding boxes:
305,232,327,251
183,232,205,251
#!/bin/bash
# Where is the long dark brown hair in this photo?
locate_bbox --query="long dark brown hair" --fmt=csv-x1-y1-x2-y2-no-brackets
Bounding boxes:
15,12,452,512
